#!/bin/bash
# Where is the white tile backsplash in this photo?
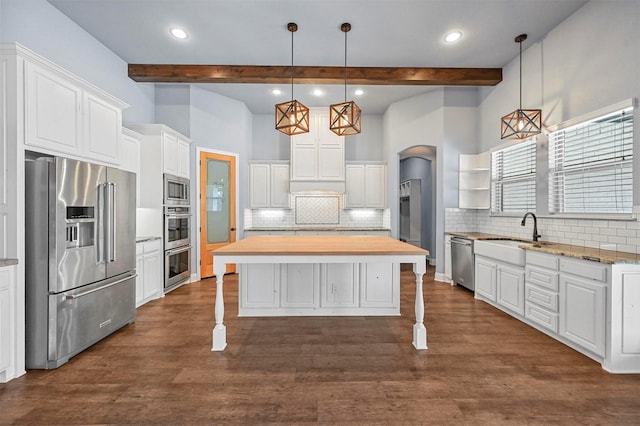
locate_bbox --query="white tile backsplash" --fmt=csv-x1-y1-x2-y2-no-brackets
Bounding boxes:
445,208,640,254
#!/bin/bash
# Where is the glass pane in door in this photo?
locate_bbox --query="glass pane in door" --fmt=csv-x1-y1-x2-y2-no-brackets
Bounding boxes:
206,159,230,244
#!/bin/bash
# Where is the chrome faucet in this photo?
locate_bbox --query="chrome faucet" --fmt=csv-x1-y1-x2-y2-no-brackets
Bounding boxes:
521,212,541,242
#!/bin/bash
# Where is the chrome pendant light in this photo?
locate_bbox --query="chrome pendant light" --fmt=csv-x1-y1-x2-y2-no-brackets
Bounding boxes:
500,34,542,140
329,23,361,136
275,23,310,135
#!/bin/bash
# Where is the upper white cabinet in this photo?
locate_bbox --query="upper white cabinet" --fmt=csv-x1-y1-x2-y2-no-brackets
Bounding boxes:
20,47,127,165
249,162,290,209
459,152,490,209
119,128,142,207
290,109,345,192
124,124,192,210
345,163,387,209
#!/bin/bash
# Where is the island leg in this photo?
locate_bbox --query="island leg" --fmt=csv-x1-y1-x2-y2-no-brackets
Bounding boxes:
212,260,227,351
412,260,428,350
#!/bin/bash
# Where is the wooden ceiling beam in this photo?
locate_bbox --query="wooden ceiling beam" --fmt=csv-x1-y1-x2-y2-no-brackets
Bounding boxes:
128,64,502,86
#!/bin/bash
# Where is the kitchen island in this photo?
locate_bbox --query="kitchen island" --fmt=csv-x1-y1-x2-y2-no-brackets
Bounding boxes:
210,235,429,351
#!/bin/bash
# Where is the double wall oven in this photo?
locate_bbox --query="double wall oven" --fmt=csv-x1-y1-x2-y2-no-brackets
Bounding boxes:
164,174,191,291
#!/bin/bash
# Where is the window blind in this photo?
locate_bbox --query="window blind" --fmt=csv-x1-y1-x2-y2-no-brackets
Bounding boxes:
548,108,633,214
491,138,537,213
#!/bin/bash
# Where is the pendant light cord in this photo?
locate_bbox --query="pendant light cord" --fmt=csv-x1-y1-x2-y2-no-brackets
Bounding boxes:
344,28,347,102
291,27,294,100
519,38,522,111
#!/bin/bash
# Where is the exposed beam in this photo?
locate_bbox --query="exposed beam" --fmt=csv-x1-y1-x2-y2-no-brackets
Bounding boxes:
128,64,502,86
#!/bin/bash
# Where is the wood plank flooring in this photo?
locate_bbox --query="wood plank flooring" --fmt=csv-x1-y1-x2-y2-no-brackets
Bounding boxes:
2,268,640,425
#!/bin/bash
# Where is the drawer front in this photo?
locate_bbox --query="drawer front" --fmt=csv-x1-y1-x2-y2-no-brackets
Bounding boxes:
144,240,162,253
526,251,559,270
525,266,559,291
525,302,559,333
525,284,559,312
559,258,607,282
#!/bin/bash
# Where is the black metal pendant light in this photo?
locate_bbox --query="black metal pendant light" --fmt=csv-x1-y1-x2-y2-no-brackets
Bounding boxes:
500,34,542,140
275,23,310,135
329,23,361,136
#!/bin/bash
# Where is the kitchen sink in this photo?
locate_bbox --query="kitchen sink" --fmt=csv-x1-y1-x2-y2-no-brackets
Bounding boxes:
474,239,533,266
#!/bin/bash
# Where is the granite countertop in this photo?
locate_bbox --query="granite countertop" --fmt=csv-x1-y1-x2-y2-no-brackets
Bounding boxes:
245,227,391,232
0,258,18,267
446,231,640,264
136,236,162,243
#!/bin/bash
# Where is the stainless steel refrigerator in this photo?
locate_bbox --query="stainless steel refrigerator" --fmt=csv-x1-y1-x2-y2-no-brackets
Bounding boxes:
25,156,137,369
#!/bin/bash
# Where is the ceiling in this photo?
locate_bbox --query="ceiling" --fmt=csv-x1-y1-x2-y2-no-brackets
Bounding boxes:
47,0,588,114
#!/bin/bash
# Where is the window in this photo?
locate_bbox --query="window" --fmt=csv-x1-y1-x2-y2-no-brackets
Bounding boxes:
549,107,633,214
491,138,537,213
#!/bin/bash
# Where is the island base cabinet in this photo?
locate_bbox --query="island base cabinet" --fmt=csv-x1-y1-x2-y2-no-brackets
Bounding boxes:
240,264,279,309
280,264,319,308
559,275,606,358
238,262,398,316
321,264,358,308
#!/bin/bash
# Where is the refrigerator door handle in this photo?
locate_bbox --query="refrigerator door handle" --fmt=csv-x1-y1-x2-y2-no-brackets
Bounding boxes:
65,274,137,300
96,183,106,264
107,182,117,263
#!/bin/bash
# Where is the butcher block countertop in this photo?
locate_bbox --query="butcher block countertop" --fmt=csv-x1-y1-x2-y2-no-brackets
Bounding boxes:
212,235,429,256
446,231,639,264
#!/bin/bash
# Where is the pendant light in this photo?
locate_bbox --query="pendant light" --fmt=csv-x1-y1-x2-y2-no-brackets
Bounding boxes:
329,23,361,136
500,34,542,140
275,23,310,135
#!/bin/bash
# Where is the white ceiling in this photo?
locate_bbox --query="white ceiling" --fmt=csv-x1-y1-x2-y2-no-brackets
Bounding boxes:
47,0,588,114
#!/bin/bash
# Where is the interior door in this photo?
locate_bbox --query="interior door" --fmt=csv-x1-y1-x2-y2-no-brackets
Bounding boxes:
200,151,236,278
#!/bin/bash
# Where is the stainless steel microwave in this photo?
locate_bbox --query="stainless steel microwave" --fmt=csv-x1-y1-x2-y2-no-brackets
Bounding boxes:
164,174,190,206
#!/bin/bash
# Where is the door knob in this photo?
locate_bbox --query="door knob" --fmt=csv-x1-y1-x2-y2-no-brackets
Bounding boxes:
230,227,236,231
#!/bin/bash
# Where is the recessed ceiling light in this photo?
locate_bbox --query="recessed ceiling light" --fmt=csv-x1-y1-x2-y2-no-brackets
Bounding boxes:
312,88,323,96
444,31,462,43
271,88,282,95
354,89,364,96
170,28,188,39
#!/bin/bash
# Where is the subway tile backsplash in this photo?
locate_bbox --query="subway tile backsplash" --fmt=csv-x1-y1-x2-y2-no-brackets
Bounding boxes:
445,208,640,254
246,195,388,230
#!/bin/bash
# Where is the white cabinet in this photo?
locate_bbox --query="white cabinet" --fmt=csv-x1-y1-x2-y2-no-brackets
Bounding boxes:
249,162,290,209
135,240,162,308
25,60,81,154
560,273,606,358
459,152,490,209
0,264,16,383
23,52,126,165
360,263,397,308
525,251,560,333
321,264,358,308
239,264,280,309
496,264,525,316
120,128,142,207
281,264,319,308
290,109,345,193
475,257,497,302
345,163,387,209
125,124,192,210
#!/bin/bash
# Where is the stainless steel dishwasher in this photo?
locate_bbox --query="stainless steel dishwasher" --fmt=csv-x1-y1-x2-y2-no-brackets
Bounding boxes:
451,237,474,291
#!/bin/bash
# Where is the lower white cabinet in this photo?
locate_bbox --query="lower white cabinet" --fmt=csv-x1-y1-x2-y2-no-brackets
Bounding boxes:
321,264,358,308
475,257,497,302
135,240,163,308
0,264,16,383
559,274,606,357
281,264,319,308
238,262,397,315
496,264,525,316
444,235,452,282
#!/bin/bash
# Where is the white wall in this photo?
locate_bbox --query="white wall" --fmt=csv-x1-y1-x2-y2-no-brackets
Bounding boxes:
345,114,384,161
0,0,155,123
383,87,479,273
155,85,192,137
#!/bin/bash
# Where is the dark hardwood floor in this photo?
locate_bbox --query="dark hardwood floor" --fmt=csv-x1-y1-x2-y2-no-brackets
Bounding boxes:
2,268,640,425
